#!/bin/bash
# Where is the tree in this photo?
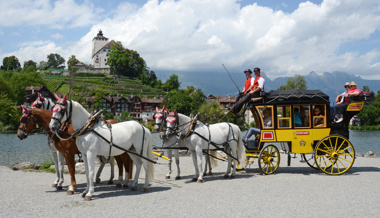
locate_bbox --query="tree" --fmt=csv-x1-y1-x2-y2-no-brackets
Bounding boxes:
357,101,380,126
23,60,37,69
198,100,226,124
163,74,181,91
278,74,307,90
188,87,205,112
0,93,19,129
362,85,370,92
47,53,65,69
164,90,194,115
67,55,80,71
37,61,49,70
118,111,132,121
9,72,44,104
107,41,146,77
1,56,21,71
0,77,15,100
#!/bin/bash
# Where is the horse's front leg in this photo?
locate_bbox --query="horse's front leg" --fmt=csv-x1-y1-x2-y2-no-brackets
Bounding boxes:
49,150,60,188
195,147,204,183
129,154,142,191
173,149,181,180
166,149,173,179
114,155,124,188
83,152,96,201
56,151,65,189
230,146,237,178
190,150,199,182
82,154,90,197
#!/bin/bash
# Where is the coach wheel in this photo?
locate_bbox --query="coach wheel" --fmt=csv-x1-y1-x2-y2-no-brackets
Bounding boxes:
314,135,355,175
258,144,280,175
302,153,332,170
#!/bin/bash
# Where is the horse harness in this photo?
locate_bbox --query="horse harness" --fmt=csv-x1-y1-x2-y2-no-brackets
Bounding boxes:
167,114,239,162
53,106,156,164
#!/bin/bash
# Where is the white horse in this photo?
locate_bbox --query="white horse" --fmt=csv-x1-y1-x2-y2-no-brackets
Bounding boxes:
154,107,215,179
49,95,154,200
31,93,65,190
32,93,117,187
166,110,246,182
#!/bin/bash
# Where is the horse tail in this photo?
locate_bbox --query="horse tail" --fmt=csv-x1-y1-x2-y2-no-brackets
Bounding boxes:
236,127,247,167
209,150,218,167
146,132,154,185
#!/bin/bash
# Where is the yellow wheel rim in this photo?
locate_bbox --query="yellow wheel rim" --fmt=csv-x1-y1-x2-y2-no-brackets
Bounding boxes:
258,145,280,175
315,135,355,175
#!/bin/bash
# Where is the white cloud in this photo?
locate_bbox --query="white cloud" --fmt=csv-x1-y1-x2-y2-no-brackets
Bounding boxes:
51,33,64,39
2,0,380,80
0,0,100,28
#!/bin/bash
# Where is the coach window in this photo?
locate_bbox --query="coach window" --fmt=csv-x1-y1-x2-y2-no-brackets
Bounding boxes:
294,105,310,128
277,105,291,128
257,106,273,129
312,104,326,127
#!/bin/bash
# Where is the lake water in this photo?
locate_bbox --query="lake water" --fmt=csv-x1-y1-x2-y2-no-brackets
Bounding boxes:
0,130,379,167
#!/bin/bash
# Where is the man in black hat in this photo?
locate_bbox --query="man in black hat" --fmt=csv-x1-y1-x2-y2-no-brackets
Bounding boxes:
230,67,265,117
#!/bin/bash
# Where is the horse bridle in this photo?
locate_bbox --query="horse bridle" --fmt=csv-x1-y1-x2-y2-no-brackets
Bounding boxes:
154,111,167,131
51,100,73,129
18,108,38,135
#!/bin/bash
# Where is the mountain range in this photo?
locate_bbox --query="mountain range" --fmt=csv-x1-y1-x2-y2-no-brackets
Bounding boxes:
157,70,380,104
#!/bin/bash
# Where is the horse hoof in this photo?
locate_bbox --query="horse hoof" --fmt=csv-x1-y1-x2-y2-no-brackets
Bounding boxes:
224,175,229,179
122,184,129,189
81,193,86,198
165,176,170,179
84,196,92,201
95,178,101,184
230,175,236,179
115,184,122,188
52,184,58,188
142,188,148,192
66,190,74,195
175,176,181,180
131,186,137,191
56,186,63,190
107,180,114,185
208,172,213,176
192,178,197,182
197,179,203,183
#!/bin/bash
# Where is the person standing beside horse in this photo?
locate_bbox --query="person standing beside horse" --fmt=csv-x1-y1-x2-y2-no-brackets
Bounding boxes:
230,67,265,117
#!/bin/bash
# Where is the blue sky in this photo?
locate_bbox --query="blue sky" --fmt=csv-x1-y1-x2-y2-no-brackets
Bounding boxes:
1,0,379,80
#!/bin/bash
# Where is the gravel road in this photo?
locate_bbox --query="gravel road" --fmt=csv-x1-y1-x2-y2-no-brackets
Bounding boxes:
1,154,380,218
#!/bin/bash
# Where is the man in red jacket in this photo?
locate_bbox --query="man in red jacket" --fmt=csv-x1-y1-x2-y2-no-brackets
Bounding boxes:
230,67,265,117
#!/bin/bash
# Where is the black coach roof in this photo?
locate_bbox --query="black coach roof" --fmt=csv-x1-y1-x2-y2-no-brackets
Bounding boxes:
264,89,330,104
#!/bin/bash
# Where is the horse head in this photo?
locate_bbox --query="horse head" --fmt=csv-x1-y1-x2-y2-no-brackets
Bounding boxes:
49,94,68,133
153,105,166,132
165,109,178,135
17,105,37,140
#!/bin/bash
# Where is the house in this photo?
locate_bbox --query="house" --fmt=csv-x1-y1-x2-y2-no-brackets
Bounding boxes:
141,97,164,122
24,85,57,106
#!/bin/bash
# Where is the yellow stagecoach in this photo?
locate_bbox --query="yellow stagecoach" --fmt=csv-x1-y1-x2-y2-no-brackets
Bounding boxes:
240,89,375,175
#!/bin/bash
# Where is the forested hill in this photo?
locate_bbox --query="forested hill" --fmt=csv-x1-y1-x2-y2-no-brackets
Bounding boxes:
157,70,380,102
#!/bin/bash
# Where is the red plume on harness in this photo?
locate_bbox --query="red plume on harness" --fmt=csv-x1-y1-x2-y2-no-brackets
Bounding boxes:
20,105,29,120
154,106,166,119
38,92,44,100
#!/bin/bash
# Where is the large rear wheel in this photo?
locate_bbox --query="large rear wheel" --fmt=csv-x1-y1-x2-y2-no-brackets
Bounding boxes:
302,153,332,170
314,135,355,175
258,144,280,175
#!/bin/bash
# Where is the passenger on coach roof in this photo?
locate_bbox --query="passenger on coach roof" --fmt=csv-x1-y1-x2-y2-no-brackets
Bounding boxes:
229,67,265,117
334,81,361,123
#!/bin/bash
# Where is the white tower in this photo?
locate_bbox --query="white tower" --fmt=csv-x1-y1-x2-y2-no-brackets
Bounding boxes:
92,30,109,68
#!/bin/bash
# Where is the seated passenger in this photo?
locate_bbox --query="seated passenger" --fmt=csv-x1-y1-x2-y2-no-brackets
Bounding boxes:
243,108,272,143
294,108,303,127
313,106,324,127
334,81,361,123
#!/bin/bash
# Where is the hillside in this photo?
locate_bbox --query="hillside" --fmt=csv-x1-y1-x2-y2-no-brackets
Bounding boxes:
42,73,167,98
